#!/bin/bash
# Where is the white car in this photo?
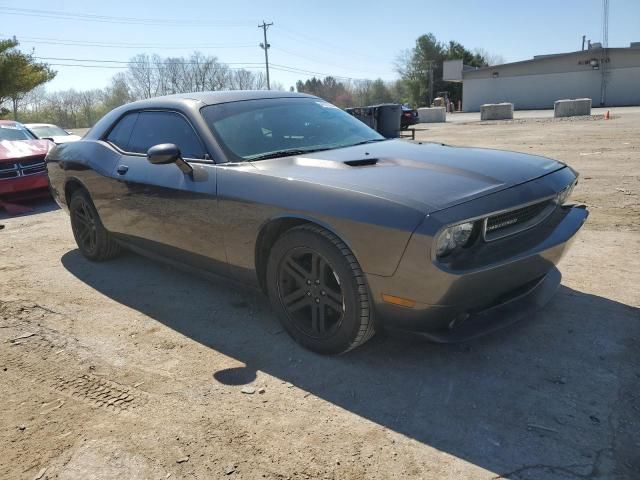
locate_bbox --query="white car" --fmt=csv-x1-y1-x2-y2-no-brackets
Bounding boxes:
24,123,82,144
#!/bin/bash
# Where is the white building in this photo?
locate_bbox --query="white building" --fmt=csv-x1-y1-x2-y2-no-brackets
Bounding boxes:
444,44,640,112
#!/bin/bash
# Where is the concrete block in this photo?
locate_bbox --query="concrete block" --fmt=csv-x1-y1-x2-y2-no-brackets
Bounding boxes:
554,98,591,117
417,107,446,123
480,103,514,120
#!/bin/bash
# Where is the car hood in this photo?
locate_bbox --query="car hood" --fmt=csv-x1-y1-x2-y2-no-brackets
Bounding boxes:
251,140,565,212
0,139,52,162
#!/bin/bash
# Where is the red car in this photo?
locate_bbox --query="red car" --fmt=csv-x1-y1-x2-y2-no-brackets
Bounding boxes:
0,120,52,201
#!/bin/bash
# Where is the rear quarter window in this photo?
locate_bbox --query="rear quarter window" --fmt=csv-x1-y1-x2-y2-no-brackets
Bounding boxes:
106,113,139,151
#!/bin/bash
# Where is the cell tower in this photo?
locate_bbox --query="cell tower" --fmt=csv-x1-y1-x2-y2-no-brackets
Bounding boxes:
601,0,609,50
600,0,609,105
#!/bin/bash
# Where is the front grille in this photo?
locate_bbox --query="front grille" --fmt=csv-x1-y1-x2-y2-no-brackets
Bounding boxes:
19,159,47,175
0,161,19,179
484,199,555,241
0,156,46,181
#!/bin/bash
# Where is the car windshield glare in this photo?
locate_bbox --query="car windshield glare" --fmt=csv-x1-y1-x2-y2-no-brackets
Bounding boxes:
201,98,384,161
0,124,34,141
31,125,69,137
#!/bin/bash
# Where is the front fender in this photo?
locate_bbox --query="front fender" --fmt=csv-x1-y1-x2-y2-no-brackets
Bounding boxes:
218,165,426,282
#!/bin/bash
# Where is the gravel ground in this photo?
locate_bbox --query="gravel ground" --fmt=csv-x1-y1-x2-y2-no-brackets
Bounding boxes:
1,111,639,480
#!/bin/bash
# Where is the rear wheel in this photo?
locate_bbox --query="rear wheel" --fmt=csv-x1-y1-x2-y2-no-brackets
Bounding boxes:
266,224,375,354
69,189,120,261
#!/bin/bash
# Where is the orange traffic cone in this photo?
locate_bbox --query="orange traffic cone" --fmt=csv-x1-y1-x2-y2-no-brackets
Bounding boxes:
604,110,610,120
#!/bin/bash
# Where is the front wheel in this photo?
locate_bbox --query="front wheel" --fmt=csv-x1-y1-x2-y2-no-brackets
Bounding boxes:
266,224,375,354
69,189,120,261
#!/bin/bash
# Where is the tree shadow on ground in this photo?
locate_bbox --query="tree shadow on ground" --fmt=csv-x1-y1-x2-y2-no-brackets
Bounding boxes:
61,249,640,479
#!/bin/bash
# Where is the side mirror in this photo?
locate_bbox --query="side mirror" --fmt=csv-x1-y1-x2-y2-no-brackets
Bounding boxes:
147,143,192,175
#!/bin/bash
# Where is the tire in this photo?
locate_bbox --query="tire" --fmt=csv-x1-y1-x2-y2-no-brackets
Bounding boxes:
266,224,375,354
69,189,121,261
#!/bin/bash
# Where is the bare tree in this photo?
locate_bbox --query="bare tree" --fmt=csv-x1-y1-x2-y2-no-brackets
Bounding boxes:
231,69,257,90
103,73,132,111
79,89,102,126
473,48,505,66
21,85,47,114
252,71,267,90
12,50,284,126
59,90,82,127
127,54,157,99
120,51,269,98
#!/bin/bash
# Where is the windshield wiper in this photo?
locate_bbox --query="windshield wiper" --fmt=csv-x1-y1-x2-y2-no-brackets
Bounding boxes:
244,139,387,161
245,147,331,162
346,138,388,147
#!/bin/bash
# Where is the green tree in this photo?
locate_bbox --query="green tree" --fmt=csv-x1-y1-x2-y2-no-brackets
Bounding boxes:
368,79,393,104
396,33,491,107
0,37,56,120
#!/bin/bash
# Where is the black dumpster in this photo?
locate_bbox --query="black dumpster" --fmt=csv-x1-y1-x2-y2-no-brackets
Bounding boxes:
345,104,401,138
373,104,401,138
346,106,377,129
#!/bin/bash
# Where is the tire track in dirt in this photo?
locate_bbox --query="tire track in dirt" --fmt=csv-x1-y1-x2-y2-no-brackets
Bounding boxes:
2,300,148,414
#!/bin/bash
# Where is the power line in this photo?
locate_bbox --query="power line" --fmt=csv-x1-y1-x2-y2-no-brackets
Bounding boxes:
274,46,394,76
269,64,366,82
15,37,256,49
278,26,380,63
44,63,267,71
36,56,265,66
0,6,251,27
14,35,391,73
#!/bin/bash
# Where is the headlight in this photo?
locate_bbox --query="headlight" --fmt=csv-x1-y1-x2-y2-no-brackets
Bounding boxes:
557,182,576,205
435,222,475,257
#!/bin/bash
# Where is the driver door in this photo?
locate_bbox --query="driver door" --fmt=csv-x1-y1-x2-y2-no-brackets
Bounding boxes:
109,110,227,275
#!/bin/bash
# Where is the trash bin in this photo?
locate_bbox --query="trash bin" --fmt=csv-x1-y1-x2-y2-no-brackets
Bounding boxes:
346,104,401,138
373,104,401,138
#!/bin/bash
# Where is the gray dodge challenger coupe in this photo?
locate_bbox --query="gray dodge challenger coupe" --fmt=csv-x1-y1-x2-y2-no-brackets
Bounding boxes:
46,91,588,354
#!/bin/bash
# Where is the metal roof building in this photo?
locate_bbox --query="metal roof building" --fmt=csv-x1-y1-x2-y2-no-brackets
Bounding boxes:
444,44,640,111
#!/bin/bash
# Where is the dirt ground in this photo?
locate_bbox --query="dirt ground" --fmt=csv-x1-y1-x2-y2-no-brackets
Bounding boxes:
1,110,639,480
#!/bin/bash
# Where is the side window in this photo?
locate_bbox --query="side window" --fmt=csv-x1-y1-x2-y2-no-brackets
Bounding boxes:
127,111,206,159
106,113,138,151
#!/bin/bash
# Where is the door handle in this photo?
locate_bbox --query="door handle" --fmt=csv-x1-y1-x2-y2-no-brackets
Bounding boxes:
116,165,129,175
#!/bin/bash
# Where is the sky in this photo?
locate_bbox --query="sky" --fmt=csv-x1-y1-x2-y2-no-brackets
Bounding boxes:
1,0,639,92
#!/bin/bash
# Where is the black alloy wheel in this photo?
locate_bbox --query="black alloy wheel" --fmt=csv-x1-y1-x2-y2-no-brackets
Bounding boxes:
277,247,344,339
69,189,120,261
266,224,375,354
71,195,98,255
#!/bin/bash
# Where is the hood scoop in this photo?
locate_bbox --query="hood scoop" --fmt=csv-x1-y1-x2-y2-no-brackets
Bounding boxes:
344,158,379,167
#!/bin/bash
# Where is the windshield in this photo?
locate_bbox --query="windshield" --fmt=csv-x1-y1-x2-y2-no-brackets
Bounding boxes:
201,97,384,161
0,123,35,141
30,125,69,137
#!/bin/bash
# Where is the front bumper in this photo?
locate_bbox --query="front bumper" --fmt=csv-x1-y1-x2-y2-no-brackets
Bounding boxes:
367,205,588,341
0,172,50,199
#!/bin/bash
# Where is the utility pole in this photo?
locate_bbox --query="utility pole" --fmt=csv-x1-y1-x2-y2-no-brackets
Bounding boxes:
427,62,434,106
258,21,273,90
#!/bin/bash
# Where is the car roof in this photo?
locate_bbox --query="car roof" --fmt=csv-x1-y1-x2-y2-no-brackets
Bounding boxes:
86,90,320,141
24,123,56,128
124,90,317,110
0,120,21,126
